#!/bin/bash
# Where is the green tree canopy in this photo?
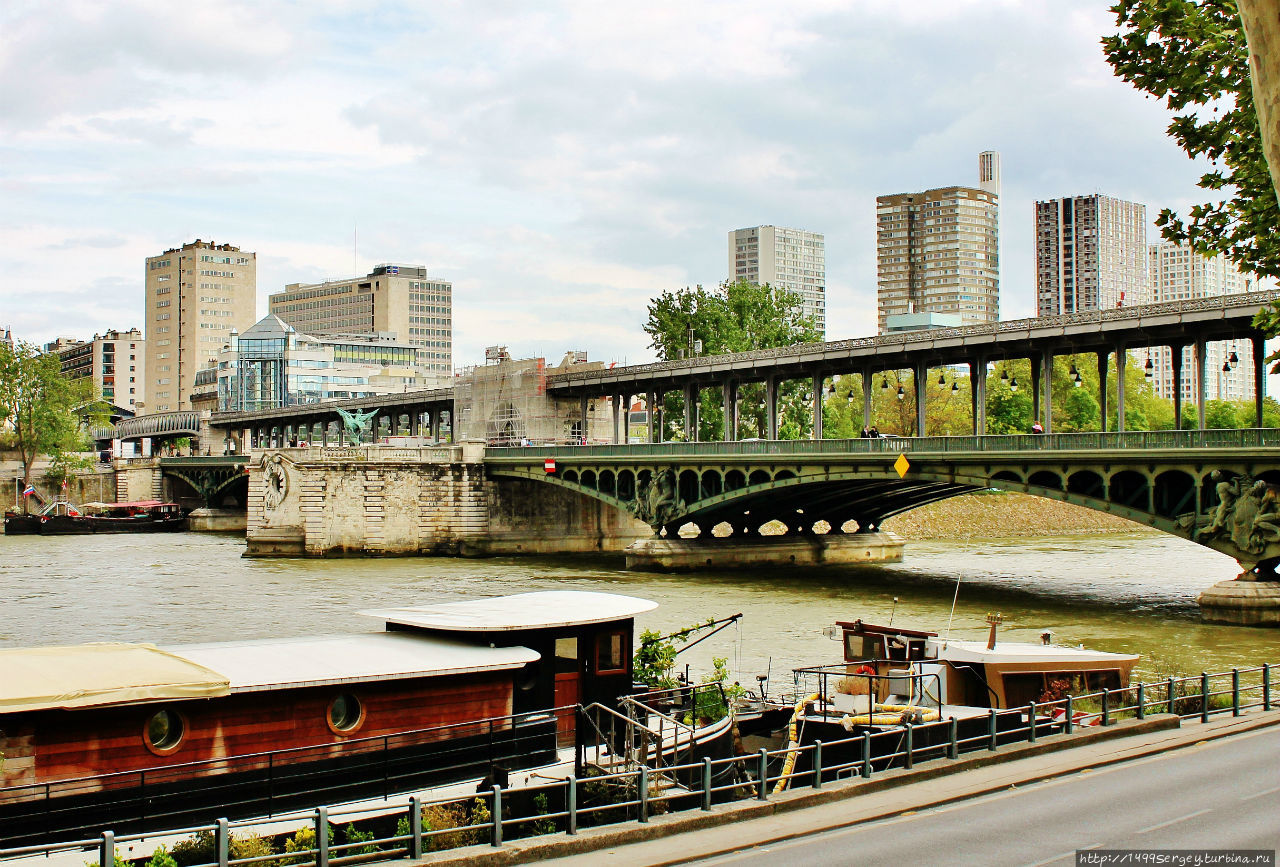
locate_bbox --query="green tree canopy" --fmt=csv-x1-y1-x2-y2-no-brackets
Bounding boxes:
0,339,90,493
643,281,821,441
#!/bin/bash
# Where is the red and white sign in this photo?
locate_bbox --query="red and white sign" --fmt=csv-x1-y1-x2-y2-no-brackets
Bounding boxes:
544,458,557,474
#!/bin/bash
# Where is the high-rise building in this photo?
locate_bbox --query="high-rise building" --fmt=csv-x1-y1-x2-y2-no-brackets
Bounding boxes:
876,153,1000,333
144,240,257,413
268,264,452,376
1147,242,1256,403
728,226,826,336
49,329,145,413
1034,194,1148,316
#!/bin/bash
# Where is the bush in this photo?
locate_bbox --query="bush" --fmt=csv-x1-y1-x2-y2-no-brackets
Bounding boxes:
342,824,377,857
170,831,276,867
147,847,178,867
280,824,331,865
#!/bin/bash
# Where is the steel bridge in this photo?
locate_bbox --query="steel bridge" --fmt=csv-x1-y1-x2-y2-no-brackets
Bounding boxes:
484,429,1280,567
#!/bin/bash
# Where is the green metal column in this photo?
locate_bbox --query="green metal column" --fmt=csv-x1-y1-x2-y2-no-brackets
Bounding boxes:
684,382,697,442
1171,343,1185,429
1195,337,1208,431
914,360,927,437
648,390,658,443
1042,348,1054,434
766,375,779,440
812,372,824,440
1116,345,1127,433
1098,352,1109,433
862,365,873,432
1253,332,1266,427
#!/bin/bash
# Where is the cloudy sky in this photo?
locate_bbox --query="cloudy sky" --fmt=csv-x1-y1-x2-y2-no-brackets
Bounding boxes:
0,0,1219,368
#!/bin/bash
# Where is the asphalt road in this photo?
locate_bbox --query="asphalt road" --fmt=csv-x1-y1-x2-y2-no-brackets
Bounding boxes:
688,725,1280,866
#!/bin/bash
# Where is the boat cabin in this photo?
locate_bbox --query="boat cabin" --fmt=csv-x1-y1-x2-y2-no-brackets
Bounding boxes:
0,590,655,847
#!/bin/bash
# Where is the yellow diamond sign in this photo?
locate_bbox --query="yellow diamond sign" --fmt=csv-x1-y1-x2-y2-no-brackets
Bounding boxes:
894,453,910,478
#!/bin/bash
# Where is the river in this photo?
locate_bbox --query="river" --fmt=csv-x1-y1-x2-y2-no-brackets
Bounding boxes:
2,531,1277,688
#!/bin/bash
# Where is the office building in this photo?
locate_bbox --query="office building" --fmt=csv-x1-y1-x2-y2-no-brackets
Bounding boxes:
49,329,145,413
211,314,448,412
876,152,1000,333
728,226,826,336
1035,195,1148,316
1147,243,1256,403
145,240,257,413
268,264,452,376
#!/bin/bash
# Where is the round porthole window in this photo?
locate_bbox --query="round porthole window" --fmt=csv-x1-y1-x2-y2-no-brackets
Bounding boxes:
328,693,364,733
144,709,185,754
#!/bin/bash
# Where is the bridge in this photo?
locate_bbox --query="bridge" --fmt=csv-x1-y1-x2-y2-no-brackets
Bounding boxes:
484,429,1280,574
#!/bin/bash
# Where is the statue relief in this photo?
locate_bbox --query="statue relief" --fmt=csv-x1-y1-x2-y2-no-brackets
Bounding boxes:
1195,471,1280,561
629,468,685,532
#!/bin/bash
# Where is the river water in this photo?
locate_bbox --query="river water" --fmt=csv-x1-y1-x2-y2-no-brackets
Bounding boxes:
2,531,1278,687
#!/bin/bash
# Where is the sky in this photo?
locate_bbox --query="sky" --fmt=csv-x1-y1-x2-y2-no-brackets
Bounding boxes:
0,0,1230,370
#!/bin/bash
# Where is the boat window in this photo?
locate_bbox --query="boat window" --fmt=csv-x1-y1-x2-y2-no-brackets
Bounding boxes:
328,693,364,733
845,633,882,662
144,709,185,755
555,637,579,673
595,630,628,675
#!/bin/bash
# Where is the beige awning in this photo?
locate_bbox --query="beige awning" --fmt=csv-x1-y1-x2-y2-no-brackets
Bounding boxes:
0,643,231,714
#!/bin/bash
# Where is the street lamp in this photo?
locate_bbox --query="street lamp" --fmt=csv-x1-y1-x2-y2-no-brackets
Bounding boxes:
896,385,905,401
1144,355,1154,378
881,377,889,391
937,373,947,388
1000,368,1010,384
1009,377,1019,392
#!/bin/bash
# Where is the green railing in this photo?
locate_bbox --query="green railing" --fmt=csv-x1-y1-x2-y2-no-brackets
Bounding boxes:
485,428,1280,460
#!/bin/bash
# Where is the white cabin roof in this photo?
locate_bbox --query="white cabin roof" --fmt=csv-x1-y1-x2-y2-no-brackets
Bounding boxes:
927,638,1138,667
166,632,539,693
362,590,657,633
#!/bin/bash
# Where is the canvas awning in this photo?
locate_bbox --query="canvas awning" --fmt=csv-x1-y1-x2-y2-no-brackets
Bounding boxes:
0,643,230,714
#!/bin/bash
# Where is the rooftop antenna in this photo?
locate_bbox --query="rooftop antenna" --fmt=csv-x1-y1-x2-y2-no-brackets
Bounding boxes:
943,574,962,647
888,596,899,626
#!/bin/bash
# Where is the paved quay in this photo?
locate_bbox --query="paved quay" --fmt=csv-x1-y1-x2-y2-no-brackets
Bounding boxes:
416,710,1280,866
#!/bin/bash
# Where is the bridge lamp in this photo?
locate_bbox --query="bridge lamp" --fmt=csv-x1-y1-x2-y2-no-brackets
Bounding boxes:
999,368,1009,383
1073,372,1083,388
1009,377,1018,392
951,382,959,394
1068,362,1078,377
937,373,946,388
881,377,889,391
1229,350,1239,368
1222,361,1232,373
828,381,838,395
1144,356,1154,378
896,385,905,400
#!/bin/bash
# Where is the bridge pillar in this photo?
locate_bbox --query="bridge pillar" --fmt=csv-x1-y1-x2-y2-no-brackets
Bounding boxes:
1041,348,1054,434
1252,332,1266,427
579,396,589,444
648,390,658,442
1171,343,1185,429
913,360,926,437
612,394,622,444
766,375,779,440
722,381,736,442
811,372,824,440
970,359,986,435
1115,346,1127,432
861,366,873,432
1098,353,1109,433
1195,337,1208,431
683,383,698,442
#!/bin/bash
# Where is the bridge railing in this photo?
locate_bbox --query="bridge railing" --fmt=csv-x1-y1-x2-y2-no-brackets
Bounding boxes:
6,662,1274,865
486,427,1280,458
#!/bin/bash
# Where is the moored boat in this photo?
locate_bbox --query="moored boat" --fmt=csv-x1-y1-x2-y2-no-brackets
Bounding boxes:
3,500,187,535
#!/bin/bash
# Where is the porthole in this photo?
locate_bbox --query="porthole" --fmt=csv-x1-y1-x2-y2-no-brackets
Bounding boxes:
327,693,364,734
144,708,185,755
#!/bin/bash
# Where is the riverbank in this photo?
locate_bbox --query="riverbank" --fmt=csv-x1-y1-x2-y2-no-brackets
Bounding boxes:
883,490,1151,541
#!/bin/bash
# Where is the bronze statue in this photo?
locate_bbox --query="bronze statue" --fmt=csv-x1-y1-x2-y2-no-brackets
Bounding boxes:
336,407,379,445
629,467,684,532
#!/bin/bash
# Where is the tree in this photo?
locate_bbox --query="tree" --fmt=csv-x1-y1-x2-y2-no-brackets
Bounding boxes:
0,339,88,503
642,281,821,441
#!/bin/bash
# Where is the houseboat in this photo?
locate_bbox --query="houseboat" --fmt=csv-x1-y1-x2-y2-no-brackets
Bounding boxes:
3,500,187,535
0,590,733,848
741,614,1139,778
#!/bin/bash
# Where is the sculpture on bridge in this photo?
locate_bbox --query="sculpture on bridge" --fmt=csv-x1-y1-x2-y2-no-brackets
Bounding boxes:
1190,472,1280,576
336,407,379,445
630,468,685,533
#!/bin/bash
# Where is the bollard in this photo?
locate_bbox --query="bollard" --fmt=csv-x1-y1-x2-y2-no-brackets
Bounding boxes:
988,708,998,751
1101,689,1110,727
904,723,914,770
491,785,503,847
1028,701,1036,743
1168,675,1178,716
757,748,769,801
216,819,229,867
701,757,713,810
1137,682,1145,720
1065,695,1074,734
316,807,330,867
812,740,823,789
99,832,115,867
639,766,649,822
1201,672,1210,723
947,717,958,760
567,777,578,835
408,797,422,859
861,731,872,779
1265,663,1273,711
1232,668,1241,716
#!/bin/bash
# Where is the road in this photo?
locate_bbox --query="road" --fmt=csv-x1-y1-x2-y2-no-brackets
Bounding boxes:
688,725,1280,866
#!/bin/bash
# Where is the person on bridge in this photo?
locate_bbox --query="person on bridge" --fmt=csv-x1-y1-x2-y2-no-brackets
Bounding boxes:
1031,421,1044,434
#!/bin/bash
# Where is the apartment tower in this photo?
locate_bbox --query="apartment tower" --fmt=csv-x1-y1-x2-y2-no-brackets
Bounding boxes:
875,152,1000,333
144,240,257,413
268,264,452,376
1034,194,1148,316
51,328,145,413
1148,242,1256,403
728,226,826,336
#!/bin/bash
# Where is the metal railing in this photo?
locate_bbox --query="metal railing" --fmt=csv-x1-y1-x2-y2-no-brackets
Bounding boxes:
486,428,1280,460
2,663,1274,865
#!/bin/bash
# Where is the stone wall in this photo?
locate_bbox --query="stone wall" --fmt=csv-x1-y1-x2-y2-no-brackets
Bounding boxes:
244,443,649,557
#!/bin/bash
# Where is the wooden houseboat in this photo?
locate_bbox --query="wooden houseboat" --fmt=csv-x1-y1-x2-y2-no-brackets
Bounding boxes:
0,590,675,847
3,500,186,535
